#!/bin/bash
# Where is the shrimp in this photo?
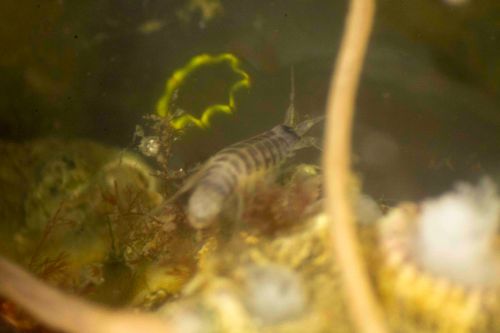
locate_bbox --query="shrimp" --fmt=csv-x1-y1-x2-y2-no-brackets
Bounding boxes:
169,71,322,228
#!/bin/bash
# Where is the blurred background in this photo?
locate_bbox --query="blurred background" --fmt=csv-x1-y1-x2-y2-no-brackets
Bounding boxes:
0,0,498,202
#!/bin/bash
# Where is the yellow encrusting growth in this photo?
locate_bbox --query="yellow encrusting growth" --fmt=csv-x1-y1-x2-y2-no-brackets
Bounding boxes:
155,53,251,129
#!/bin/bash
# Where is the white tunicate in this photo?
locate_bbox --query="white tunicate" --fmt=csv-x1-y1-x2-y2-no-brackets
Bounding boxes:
415,177,500,287
242,263,306,325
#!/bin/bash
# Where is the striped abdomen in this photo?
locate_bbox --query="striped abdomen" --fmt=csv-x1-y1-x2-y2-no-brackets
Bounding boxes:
187,124,300,228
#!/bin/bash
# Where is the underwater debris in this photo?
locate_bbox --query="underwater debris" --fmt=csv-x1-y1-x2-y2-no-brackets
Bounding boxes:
154,212,350,333
32,252,71,289
27,200,76,271
137,133,161,158
273,164,322,222
155,53,250,129
134,114,181,180
98,158,191,273
176,0,223,28
243,164,322,233
137,19,165,34
377,178,500,333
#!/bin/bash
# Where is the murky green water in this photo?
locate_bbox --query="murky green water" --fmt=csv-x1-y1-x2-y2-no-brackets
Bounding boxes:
1,0,498,202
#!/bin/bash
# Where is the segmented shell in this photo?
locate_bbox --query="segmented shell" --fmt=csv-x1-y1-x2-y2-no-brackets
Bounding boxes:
187,124,302,228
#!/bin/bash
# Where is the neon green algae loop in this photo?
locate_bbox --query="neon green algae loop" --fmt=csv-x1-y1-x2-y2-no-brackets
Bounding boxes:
155,53,251,130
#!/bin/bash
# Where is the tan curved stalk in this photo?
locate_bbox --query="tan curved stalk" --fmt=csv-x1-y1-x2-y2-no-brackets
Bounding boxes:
322,0,388,333
0,257,174,333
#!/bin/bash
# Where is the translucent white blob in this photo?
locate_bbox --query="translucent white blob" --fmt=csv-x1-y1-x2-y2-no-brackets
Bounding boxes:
242,264,306,325
415,177,500,287
356,193,383,225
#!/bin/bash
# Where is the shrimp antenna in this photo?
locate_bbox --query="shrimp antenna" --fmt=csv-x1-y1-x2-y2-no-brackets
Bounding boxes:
284,66,296,127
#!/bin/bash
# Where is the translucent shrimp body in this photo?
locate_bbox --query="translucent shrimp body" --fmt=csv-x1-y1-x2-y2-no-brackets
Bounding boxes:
186,124,304,228
172,70,322,228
